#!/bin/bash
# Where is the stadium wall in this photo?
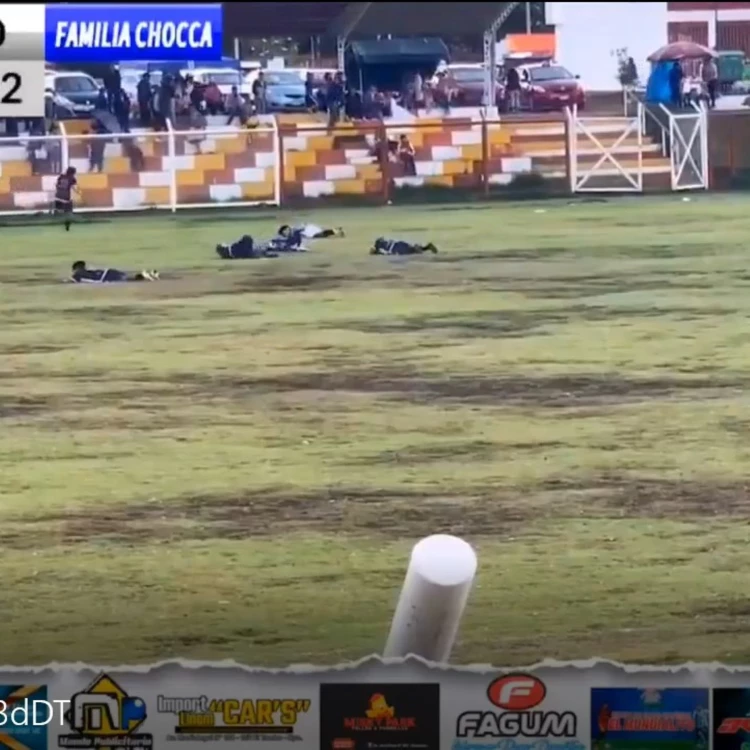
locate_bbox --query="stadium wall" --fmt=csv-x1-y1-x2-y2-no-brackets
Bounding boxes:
0,110,739,213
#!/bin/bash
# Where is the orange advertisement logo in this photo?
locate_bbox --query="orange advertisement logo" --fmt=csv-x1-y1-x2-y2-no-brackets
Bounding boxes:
342,694,416,731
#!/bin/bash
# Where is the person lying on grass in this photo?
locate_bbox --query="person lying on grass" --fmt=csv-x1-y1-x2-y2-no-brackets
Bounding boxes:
369,237,438,256
216,224,344,260
272,223,344,251
66,260,160,283
215,235,279,260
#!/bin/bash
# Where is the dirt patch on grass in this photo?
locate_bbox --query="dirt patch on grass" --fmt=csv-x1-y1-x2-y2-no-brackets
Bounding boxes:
4,487,532,548
356,439,566,466
194,366,744,408
362,440,499,465
233,273,396,293
0,344,72,355
58,305,167,322
3,366,740,425
0,395,54,417
7,475,748,550
434,247,572,264
483,275,717,300
540,475,750,517
333,305,728,337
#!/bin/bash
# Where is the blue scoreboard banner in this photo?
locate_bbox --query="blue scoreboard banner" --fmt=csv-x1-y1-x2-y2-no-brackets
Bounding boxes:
44,3,223,63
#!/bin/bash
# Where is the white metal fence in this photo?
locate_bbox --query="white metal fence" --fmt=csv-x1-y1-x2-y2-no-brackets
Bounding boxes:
0,119,281,217
663,103,709,191
566,104,645,193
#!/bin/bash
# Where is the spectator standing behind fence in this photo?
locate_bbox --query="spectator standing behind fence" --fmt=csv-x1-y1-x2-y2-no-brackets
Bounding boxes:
187,80,207,128
505,66,521,112
137,72,152,127
327,72,345,126
26,123,46,175
363,86,379,119
317,73,332,112
422,80,434,110
253,72,267,114
104,65,121,113
435,69,456,112
48,123,61,175
701,57,718,108
226,86,248,126
115,89,130,132
136,72,153,128
305,73,316,111
155,75,175,130
669,61,683,107
88,122,106,173
95,86,107,111
398,134,416,176
203,80,222,115
408,71,424,111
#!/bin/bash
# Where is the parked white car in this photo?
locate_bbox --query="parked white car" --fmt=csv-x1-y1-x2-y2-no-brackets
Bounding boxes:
182,68,251,100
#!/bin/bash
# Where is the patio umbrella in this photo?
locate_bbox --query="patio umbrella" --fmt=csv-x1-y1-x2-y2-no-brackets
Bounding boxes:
648,41,716,62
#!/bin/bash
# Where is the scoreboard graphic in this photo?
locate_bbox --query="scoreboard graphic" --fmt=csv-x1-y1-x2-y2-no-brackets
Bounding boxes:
0,3,223,118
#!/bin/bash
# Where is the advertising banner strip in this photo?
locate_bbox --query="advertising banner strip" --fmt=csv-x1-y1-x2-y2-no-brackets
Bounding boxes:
44,4,223,63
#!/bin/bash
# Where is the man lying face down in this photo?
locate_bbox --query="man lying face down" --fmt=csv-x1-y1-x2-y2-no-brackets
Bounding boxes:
272,223,344,251
67,260,160,283
216,224,344,259
215,235,279,259
369,237,438,256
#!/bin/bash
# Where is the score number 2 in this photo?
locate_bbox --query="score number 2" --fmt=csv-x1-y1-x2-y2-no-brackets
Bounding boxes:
0,20,23,105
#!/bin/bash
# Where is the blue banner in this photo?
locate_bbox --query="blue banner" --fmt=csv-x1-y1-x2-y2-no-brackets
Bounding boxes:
590,688,709,750
45,4,223,63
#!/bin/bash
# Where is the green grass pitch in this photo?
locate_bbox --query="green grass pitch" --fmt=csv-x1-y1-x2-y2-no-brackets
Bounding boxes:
2,196,750,666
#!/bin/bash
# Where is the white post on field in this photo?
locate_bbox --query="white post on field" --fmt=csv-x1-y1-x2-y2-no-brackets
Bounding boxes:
166,118,177,213
384,534,477,663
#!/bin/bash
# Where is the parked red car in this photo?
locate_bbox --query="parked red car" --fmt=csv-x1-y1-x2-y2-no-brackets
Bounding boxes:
444,65,503,107
520,64,585,111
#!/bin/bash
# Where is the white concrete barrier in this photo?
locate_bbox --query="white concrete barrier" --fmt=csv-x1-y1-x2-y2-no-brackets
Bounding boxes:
384,534,477,662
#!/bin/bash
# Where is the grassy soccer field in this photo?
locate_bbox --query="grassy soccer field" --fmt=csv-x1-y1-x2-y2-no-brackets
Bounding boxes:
3,196,750,667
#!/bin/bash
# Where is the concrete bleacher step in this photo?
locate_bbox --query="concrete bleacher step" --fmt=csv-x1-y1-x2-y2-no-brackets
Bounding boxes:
536,160,672,176
515,137,654,154
531,143,662,159
0,109,684,208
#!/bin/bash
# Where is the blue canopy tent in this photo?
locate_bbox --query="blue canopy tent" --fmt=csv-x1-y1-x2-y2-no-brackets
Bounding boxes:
645,60,674,105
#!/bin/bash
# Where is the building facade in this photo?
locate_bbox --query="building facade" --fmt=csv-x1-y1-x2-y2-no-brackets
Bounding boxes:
546,2,668,91
667,1,750,52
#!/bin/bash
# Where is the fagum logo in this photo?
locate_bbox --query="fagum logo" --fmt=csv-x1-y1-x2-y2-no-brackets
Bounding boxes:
455,674,578,747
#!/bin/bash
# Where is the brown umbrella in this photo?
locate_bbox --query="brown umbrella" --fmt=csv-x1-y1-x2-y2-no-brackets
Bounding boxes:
648,41,717,62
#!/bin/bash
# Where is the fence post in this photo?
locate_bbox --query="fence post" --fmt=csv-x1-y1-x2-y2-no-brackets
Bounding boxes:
637,102,644,190
378,120,390,205
481,111,489,198
58,121,70,172
701,103,709,191
166,118,177,213
565,106,576,193
668,113,676,191
383,534,477,662
271,116,283,207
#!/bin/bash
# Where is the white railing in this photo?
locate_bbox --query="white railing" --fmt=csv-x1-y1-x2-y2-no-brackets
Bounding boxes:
0,120,281,217
566,104,644,193
666,101,709,191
